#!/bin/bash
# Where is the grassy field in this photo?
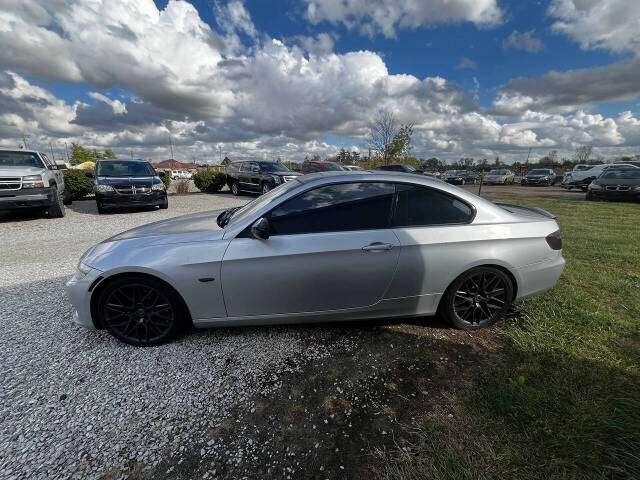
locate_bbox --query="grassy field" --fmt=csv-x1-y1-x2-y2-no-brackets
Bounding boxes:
382,197,640,479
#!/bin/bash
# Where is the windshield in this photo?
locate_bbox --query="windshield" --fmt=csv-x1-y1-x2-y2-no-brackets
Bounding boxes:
446,170,461,175
403,164,417,172
96,161,155,177
260,162,290,173
601,169,640,179
574,165,592,171
529,169,551,175
489,169,508,175
227,180,301,227
322,162,344,171
0,151,44,168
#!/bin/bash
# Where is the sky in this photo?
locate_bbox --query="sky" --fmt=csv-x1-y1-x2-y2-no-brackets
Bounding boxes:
1,0,640,164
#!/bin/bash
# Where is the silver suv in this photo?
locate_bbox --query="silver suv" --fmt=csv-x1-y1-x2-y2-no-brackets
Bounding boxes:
0,149,69,218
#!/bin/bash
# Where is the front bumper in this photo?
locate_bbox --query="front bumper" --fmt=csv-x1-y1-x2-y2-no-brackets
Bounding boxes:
521,177,551,185
588,188,640,201
0,187,55,210
96,190,166,207
446,178,464,185
66,268,103,329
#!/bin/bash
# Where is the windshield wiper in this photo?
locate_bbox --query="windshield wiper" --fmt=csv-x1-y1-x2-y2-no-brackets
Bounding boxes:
217,206,241,228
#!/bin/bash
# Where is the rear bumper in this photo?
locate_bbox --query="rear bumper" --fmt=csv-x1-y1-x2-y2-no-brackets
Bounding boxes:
0,187,55,210
515,254,565,301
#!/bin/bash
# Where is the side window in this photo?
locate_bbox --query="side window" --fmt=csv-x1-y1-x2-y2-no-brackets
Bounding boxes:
239,162,249,172
394,184,473,227
40,153,51,168
250,162,260,173
269,182,395,235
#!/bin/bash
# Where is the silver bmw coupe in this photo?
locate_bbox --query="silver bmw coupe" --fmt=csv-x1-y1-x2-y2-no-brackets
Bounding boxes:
67,171,565,346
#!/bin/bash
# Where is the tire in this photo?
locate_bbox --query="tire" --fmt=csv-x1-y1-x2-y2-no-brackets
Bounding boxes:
261,182,271,194
231,181,240,196
159,197,168,209
580,186,588,192
45,188,65,218
96,275,187,346
62,186,73,205
441,266,514,330
97,201,107,215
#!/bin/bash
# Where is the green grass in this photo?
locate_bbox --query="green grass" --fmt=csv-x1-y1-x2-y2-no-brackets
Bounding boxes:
383,198,640,479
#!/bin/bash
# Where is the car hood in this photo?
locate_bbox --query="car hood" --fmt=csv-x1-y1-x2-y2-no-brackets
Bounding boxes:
105,209,226,242
0,166,45,177
595,178,640,186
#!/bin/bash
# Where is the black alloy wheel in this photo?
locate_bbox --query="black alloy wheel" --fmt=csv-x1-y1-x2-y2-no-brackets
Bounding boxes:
98,277,185,346
442,266,513,329
262,182,271,194
231,182,240,196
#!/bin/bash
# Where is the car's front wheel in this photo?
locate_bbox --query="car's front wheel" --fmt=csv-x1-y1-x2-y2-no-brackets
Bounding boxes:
45,188,66,218
231,181,240,196
262,182,271,194
97,276,187,346
441,266,514,330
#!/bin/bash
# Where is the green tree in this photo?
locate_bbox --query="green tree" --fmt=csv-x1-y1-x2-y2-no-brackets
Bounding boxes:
351,151,360,164
103,149,117,159
70,144,92,165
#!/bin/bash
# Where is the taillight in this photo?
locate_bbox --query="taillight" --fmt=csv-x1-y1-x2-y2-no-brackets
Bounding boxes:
546,230,562,250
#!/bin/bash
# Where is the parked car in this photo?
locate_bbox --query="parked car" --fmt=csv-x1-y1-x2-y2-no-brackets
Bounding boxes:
445,170,478,185
342,165,364,171
0,149,69,218
614,159,640,168
94,160,168,214
171,170,192,180
521,169,557,186
563,163,638,191
484,169,515,185
226,160,302,195
586,168,640,202
301,160,344,173
67,171,564,346
377,164,423,174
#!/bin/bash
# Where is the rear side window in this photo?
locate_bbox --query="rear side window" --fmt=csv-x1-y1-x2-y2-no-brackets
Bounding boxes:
269,182,395,235
393,184,473,226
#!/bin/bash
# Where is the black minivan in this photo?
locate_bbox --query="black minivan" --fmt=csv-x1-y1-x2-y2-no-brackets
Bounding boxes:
226,161,302,195
94,160,168,214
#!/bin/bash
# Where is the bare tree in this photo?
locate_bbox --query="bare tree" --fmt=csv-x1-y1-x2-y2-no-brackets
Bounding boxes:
573,145,593,163
368,110,398,165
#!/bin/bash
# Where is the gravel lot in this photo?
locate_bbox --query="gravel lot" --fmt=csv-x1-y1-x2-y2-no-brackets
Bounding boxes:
0,192,500,479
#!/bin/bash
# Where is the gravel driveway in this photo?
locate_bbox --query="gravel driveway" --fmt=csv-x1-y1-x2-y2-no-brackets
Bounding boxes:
0,193,496,479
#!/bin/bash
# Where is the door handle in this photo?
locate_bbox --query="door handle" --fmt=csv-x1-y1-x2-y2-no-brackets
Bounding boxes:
362,242,394,252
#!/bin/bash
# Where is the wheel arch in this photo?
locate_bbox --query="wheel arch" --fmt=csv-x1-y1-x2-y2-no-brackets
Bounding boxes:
90,271,193,329
435,263,518,313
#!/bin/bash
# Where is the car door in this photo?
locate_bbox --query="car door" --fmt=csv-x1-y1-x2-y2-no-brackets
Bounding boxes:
41,153,63,193
237,162,250,189
386,183,475,299
221,182,401,316
248,162,261,191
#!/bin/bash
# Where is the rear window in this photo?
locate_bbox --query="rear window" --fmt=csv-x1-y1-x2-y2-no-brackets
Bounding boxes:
394,184,473,226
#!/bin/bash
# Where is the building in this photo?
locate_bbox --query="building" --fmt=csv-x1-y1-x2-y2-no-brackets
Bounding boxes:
152,159,197,172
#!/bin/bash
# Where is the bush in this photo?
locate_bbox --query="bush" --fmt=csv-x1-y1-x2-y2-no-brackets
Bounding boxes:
62,169,94,200
158,171,171,189
193,170,226,193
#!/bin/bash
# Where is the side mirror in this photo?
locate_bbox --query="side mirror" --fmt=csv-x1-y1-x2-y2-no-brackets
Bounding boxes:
251,217,270,240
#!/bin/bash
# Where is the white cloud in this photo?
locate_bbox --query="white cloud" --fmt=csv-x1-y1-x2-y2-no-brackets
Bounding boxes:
304,0,502,38
548,0,640,53
455,57,477,70
88,92,127,115
503,30,543,52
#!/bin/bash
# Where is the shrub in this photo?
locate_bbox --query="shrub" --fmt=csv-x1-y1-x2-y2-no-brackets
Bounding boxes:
62,169,94,200
158,171,171,189
174,179,190,195
193,170,226,193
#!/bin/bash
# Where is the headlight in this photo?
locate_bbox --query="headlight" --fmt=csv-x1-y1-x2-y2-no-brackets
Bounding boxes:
588,183,602,190
152,182,165,191
272,175,282,184
22,175,44,188
95,184,114,193
75,262,92,279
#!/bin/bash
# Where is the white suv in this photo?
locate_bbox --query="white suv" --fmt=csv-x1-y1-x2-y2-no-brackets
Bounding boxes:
0,149,69,218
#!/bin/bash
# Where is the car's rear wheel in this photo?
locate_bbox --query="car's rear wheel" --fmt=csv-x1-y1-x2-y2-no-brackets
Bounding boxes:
262,182,271,194
441,266,513,330
231,181,240,196
97,276,186,346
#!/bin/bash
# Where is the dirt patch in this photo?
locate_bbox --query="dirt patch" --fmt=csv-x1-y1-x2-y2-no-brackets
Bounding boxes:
139,317,504,479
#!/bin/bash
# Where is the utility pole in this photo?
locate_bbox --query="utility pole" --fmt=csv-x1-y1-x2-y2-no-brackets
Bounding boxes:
130,150,134,161
22,134,30,149
49,141,55,161
218,145,222,164
64,142,70,163
169,135,174,160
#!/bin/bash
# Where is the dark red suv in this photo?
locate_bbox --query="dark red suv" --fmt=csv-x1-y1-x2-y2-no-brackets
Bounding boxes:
301,161,345,174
